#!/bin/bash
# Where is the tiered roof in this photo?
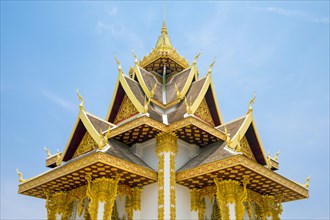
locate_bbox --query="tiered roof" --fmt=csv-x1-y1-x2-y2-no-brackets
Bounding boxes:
18,22,308,203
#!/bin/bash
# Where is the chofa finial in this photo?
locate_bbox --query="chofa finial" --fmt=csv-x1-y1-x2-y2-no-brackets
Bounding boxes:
247,91,256,114
44,147,51,158
114,54,123,71
207,57,216,75
193,50,202,65
224,126,232,147
304,176,310,188
184,97,193,114
132,48,139,64
16,169,26,183
274,151,280,161
76,89,84,110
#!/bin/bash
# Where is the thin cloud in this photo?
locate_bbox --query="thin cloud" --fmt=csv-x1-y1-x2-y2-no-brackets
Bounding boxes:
42,90,75,112
107,6,118,16
253,6,330,24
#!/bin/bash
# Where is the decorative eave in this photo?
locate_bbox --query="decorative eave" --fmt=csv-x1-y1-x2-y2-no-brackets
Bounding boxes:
139,47,190,71
118,73,145,113
209,79,224,125
188,74,212,114
59,108,113,165
105,115,226,147
134,64,161,99
179,64,198,98
176,154,309,203
228,112,268,165
18,152,157,199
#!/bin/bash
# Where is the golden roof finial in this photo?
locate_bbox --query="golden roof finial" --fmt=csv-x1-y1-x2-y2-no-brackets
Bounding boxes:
114,54,123,72
235,134,242,152
150,83,157,98
193,50,202,65
99,129,108,149
16,169,26,183
304,176,310,188
55,151,61,166
161,20,168,35
184,97,193,114
44,147,51,158
106,125,111,138
207,57,216,75
143,95,151,114
174,83,182,99
247,91,256,114
224,126,232,147
274,151,280,161
76,89,84,110
132,48,139,64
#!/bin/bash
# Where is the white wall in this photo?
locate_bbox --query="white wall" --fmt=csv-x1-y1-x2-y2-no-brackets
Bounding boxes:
204,196,215,219
140,183,158,219
176,184,192,219
116,196,127,219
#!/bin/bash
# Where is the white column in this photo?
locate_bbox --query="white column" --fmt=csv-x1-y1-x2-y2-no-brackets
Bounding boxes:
97,202,105,220
164,152,171,219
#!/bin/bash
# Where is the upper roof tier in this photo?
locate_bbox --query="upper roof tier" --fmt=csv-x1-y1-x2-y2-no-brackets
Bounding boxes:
139,21,190,76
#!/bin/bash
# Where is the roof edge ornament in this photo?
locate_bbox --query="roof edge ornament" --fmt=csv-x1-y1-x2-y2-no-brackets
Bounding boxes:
132,48,139,64
16,169,26,183
114,54,124,75
247,91,256,114
44,146,51,158
76,89,84,110
207,57,216,76
193,50,202,65
304,176,310,188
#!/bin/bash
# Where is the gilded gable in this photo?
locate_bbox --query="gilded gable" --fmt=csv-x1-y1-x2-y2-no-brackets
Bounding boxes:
194,98,214,126
73,132,98,158
239,136,256,162
114,95,139,124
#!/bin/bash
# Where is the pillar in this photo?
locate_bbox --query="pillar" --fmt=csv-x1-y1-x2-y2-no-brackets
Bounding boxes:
261,195,283,220
214,178,249,220
190,188,206,220
156,132,178,220
125,187,142,220
44,191,68,220
85,173,120,220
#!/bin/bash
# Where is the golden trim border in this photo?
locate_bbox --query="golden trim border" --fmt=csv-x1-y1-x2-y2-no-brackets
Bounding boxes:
176,155,308,198
18,152,157,194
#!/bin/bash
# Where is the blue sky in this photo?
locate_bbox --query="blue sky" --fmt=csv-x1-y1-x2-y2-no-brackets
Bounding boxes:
1,1,329,219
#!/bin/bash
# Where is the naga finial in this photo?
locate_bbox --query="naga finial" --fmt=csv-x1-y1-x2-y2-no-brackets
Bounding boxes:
174,83,181,99
132,48,139,64
235,134,242,152
193,50,202,65
247,91,256,114
207,57,216,75
143,95,151,114
56,152,61,166
150,83,157,98
44,147,51,158
114,54,122,71
76,89,84,110
304,176,310,188
224,127,232,147
16,169,26,183
274,151,280,161
99,129,108,149
184,97,193,114
106,125,111,138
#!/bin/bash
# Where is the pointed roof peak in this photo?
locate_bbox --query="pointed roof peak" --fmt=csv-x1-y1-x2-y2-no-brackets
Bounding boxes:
161,21,168,34
155,21,172,49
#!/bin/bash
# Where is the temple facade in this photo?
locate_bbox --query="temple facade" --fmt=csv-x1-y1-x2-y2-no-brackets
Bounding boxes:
17,21,309,220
